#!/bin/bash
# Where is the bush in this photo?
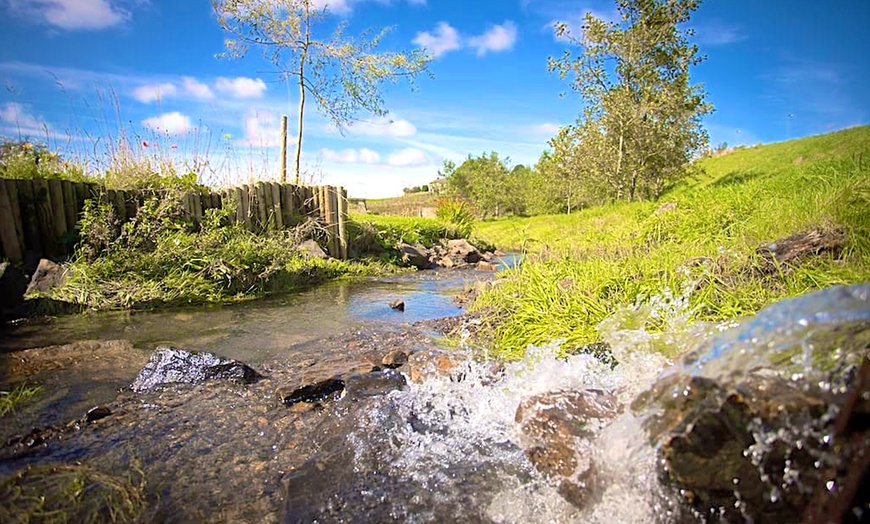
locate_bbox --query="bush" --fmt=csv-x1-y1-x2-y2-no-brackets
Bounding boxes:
435,197,475,236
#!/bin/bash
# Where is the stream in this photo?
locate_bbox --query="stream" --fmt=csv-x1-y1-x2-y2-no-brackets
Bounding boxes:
0,266,867,523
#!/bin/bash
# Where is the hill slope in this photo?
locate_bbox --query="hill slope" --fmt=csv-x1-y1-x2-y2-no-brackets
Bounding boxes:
472,125,870,358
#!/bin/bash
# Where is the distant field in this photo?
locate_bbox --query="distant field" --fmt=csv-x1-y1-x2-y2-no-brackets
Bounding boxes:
362,192,440,216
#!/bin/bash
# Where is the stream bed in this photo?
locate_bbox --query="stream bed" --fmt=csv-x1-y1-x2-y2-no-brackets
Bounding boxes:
0,268,867,523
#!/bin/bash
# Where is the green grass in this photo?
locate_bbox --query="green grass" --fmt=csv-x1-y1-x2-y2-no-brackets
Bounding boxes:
363,191,440,216
0,383,43,417
473,125,870,360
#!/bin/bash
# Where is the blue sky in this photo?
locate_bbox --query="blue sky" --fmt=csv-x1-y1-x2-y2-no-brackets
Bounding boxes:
0,0,867,198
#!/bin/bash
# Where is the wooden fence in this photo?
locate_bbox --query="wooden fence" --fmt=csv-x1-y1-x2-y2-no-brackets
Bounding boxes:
0,178,348,264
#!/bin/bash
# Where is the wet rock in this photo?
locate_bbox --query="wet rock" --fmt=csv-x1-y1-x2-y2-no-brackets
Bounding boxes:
131,346,264,392
297,239,328,260
515,389,622,508
277,377,345,406
429,239,487,269
389,300,405,312
381,349,409,369
397,242,432,269
642,372,835,522
343,370,406,399
85,405,112,423
476,261,498,271
0,261,28,314
24,259,67,295
406,349,464,383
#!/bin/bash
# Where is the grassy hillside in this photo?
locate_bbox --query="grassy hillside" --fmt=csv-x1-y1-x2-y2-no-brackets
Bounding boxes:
472,125,870,359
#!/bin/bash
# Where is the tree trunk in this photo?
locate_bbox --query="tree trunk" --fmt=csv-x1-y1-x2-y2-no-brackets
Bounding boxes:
294,73,305,185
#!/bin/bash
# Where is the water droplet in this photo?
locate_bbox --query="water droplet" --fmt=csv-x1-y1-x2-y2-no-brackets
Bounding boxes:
826,480,836,491
822,434,832,445
732,478,739,485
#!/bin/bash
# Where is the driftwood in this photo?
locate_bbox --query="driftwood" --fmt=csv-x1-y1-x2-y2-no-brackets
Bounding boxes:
755,227,847,274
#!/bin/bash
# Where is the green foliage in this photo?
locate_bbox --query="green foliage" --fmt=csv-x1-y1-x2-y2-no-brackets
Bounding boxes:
52,192,390,310
350,214,466,251
548,0,712,202
0,138,93,183
442,152,526,218
435,197,475,236
0,383,42,418
473,126,870,359
215,0,431,182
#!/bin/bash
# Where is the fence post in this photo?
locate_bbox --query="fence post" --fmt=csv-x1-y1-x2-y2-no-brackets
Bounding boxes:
338,187,348,260
0,181,23,262
270,182,283,229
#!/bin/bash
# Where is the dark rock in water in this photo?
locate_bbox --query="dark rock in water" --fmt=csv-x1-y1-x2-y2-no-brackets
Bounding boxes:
643,372,836,522
389,300,405,312
0,262,28,314
343,370,406,399
515,389,622,508
277,377,345,406
397,242,431,269
381,349,409,369
25,259,67,295
131,346,263,392
85,405,112,423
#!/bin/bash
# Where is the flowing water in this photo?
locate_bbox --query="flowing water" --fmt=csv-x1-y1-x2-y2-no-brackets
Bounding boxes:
0,272,867,523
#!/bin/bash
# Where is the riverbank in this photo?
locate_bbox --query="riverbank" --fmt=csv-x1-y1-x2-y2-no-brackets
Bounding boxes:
471,125,870,358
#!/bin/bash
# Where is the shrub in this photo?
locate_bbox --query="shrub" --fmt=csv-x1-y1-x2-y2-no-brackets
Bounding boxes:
435,197,475,236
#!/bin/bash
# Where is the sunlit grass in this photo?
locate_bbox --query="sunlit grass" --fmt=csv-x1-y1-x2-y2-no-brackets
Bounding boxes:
473,126,870,360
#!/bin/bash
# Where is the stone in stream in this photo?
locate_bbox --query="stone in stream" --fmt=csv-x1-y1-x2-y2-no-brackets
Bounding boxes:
406,348,464,383
131,346,264,392
396,242,432,269
277,376,345,406
381,349,409,369
515,389,623,508
389,300,405,312
343,370,407,399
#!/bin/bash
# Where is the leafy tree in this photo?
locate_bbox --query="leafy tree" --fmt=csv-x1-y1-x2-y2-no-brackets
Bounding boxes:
443,152,514,218
549,0,712,202
214,0,431,183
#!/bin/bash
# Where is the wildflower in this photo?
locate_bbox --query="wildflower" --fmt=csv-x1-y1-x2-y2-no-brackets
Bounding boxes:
23,142,33,150
171,144,178,149
142,141,149,148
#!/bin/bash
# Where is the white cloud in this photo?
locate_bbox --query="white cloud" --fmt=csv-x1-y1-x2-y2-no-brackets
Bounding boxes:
469,21,518,56
215,76,267,99
0,102,47,135
320,147,381,164
132,82,177,103
142,112,194,135
413,22,462,58
692,22,747,46
387,148,429,167
239,111,282,147
530,123,561,135
182,77,214,100
348,116,417,137
8,0,130,30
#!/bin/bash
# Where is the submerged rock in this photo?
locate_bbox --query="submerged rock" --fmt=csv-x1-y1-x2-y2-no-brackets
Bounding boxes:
381,349,409,369
277,376,345,406
343,370,406,399
389,300,405,312
515,389,623,508
131,346,263,392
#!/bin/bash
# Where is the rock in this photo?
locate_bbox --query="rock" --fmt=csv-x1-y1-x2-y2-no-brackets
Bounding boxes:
85,405,112,423
439,256,456,269
381,349,409,369
476,261,497,271
515,389,622,508
297,239,328,260
397,242,431,269
446,239,481,263
277,377,345,406
389,300,405,312
641,372,834,522
131,346,264,392
343,370,406,399
756,227,846,274
24,259,67,295
0,262,28,314
406,349,465,383
654,201,678,215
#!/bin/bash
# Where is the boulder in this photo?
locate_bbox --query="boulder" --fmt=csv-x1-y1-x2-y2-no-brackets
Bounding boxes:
25,259,67,295
389,300,405,312
397,242,431,269
446,239,481,263
131,346,263,392
297,239,328,260
515,389,623,508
